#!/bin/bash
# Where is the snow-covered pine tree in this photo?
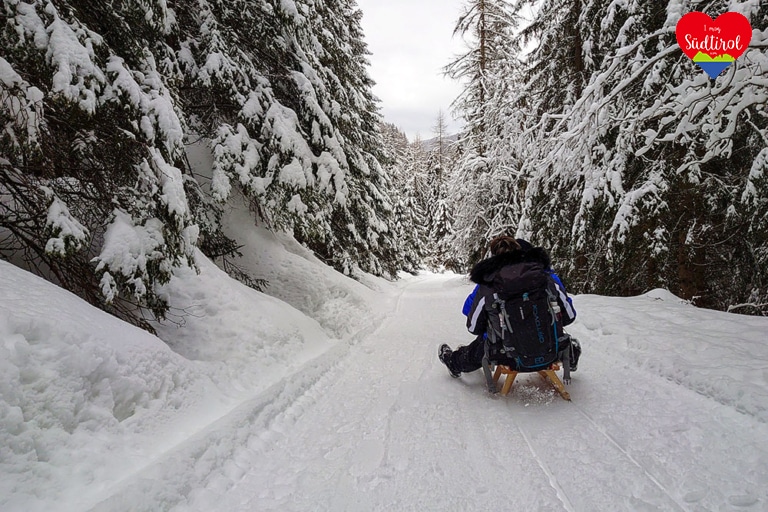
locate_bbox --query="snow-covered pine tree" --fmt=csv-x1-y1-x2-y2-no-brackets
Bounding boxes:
291,0,403,278
446,0,521,265
380,122,411,174
1,0,412,330
507,0,612,281
406,136,433,253
431,110,451,173
379,123,422,272
1,0,197,328
174,0,353,269
422,112,458,270
427,192,457,270
196,0,403,278
518,1,768,313
510,0,595,126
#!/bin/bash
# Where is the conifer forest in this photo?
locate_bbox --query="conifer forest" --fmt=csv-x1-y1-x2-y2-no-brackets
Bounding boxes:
2,0,767,325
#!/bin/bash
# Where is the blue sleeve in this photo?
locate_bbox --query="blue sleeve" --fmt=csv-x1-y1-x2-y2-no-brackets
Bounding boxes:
549,271,566,292
462,284,479,316
548,271,577,323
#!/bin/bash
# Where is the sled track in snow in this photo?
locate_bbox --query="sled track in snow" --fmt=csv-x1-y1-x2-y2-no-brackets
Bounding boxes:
572,403,689,512
88,287,408,512
88,344,351,511
512,416,576,512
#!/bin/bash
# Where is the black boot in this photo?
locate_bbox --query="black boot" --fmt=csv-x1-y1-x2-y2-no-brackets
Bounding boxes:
439,344,461,378
570,337,581,371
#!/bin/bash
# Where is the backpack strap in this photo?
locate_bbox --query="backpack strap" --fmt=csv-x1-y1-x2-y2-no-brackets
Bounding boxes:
558,333,571,384
546,288,560,324
545,288,560,346
481,340,496,393
483,293,513,394
546,288,571,383
493,293,515,349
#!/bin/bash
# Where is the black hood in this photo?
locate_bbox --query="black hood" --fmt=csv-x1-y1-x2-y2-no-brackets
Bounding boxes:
469,247,551,285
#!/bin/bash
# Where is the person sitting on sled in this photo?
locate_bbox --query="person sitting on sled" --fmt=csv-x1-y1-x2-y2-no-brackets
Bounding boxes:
439,235,580,378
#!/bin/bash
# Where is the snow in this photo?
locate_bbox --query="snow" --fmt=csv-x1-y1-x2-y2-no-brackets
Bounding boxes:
279,158,308,188
211,123,266,200
743,147,768,205
0,57,23,88
264,103,315,168
3,214,768,511
148,147,191,224
43,193,89,256
93,211,168,301
105,57,185,151
0,56,45,147
286,194,308,214
44,5,105,114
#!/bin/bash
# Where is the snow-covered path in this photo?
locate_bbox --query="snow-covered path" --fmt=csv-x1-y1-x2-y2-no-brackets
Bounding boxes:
89,273,768,512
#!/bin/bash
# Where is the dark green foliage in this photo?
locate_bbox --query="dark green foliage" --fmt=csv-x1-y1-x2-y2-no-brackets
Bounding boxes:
526,1,768,313
449,0,768,314
1,0,410,332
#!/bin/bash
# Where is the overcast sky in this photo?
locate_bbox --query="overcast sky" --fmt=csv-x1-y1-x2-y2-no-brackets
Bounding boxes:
356,0,467,141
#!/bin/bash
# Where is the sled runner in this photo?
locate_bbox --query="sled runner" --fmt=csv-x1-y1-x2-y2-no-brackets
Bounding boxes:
491,362,571,401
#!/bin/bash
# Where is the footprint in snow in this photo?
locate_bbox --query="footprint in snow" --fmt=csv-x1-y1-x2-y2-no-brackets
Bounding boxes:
682,489,706,503
728,494,758,507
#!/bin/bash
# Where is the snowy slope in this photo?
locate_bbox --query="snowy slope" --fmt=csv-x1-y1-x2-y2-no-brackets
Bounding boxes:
0,218,393,512
101,276,766,512
2,228,768,511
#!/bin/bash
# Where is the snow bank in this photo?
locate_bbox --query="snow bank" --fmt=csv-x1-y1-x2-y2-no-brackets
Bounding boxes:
0,260,222,512
571,291,768,422
150,250,340,394
219,193,388,339
0,217,392,511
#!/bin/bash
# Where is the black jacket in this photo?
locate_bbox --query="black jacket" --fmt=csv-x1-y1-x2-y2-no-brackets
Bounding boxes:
469,248,551,286
466,248,576,335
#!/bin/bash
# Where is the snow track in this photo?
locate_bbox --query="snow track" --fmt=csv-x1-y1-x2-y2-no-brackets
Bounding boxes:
87,341,350,512
513,417,576,512
573,406,687,511
91,274,768,511
88,292,396,512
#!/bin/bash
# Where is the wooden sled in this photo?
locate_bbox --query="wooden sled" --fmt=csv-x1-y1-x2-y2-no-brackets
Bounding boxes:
492,362,571,401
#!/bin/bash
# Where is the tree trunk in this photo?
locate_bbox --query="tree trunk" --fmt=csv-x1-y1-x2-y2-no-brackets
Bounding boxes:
677,230,706,305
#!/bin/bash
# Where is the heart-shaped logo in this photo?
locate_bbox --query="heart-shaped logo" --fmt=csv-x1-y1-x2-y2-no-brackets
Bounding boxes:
676,12,753,79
